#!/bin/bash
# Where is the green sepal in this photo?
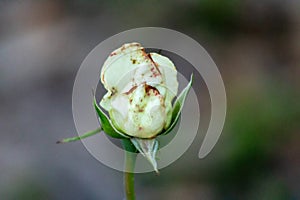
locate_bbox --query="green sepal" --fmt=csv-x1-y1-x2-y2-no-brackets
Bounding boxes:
122,139,138,153
161,74,193,135
93,96,129,139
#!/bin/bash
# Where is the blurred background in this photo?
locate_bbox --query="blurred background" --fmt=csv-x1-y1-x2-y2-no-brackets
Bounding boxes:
0,0,299,199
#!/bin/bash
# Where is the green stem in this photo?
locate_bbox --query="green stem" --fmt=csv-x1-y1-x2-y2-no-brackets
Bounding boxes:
57,128,102,143
122,139,138,200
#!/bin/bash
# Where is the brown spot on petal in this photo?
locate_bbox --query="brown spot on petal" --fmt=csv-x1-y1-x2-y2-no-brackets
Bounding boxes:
153,72,160,78
111,87,117,95
145,84,160,96
131,59,137,64
150,65,161,78
110,52,117,56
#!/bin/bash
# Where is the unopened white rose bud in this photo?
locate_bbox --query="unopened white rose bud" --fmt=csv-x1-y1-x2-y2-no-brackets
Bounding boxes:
100,43,178,138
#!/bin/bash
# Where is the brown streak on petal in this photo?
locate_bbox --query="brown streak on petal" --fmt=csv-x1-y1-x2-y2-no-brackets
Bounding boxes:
124,85,137,95
147,53,155,63
148,54,161,74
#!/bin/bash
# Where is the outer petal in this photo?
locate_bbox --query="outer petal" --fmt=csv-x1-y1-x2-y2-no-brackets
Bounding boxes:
149,53,178,129
149,52,178,98
100,43,163,112
109,84,166,138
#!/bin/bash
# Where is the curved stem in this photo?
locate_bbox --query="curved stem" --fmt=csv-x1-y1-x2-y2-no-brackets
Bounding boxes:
122,139,137,200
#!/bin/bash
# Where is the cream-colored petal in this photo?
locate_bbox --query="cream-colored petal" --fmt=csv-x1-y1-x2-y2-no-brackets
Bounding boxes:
149,52,178,98
107,84,166,138
101,43,162,97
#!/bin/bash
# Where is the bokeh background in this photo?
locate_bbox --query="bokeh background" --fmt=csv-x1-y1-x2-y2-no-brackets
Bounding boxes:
0,0,299,199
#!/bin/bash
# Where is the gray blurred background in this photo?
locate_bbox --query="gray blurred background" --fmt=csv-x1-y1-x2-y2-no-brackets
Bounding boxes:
0,0,299,199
